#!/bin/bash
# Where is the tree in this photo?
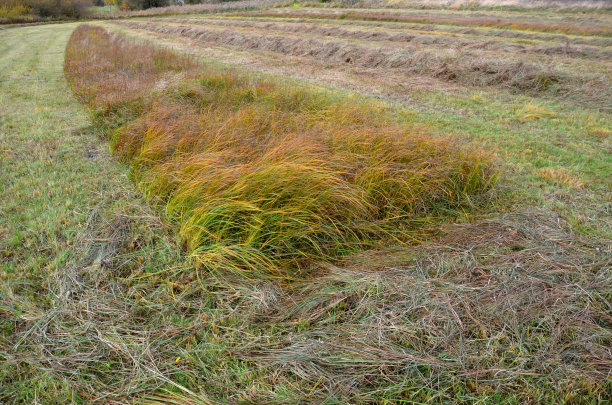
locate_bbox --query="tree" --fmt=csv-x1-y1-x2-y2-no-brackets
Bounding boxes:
122,0,167,9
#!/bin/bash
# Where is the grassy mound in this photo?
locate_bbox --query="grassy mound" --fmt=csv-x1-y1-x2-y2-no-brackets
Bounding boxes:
65,25,496,277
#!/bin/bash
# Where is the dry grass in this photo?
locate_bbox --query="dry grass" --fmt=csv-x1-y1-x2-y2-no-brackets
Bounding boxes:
537,167,584,188
2,19,611,404
355,0,612,10
240,8,612,36
235,13,612,47
118,0,290,18
65,25,496,277
116,19,610,104
159,16,612,60
6,201,610,402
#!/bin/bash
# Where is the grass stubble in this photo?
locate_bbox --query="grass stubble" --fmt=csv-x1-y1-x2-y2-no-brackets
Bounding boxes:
0,13,610,405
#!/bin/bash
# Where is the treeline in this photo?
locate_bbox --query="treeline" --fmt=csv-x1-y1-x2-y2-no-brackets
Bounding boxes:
94,0,238,12
0,0,91,22
0,0,237,22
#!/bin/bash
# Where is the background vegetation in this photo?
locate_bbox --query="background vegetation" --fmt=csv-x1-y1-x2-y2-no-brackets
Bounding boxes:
0,0,91,22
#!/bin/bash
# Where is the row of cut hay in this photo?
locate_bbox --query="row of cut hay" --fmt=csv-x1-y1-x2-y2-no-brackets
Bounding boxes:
117,20,610,102
235,9,612,36
355,0,612,9
164,16,612,60
65,25,496,278
257,208,612,401
224,14,612,47
117,0,290,18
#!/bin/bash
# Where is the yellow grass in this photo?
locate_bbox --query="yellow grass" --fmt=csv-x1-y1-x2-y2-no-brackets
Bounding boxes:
65,25,496,277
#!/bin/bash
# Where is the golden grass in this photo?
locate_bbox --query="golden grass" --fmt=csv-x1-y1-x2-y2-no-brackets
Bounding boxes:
65,25,496,277
515,101,555,122
537,167,585,188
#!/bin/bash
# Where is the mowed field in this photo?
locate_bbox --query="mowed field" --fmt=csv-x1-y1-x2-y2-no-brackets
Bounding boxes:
110,4,612,108
1,1,612,404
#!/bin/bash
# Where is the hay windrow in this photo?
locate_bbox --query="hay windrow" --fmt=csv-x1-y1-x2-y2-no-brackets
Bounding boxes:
2,10,611,404
164,16,612,60
65,25,496,277
115,19,610,105
240,8,612,36
223,14,612,47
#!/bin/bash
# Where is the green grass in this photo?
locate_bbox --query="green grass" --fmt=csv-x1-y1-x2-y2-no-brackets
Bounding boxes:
101,17,612,240
0,23,94,281
0,23,186,403
403,88,612,238
64,25,496,278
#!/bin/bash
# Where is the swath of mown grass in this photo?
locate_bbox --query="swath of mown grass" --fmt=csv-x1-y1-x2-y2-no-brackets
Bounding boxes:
239,8,612,36
114,19,612,110
3,21,610,404
65,25,495,277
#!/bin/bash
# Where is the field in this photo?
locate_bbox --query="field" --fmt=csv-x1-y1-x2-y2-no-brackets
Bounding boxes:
1,1,611,404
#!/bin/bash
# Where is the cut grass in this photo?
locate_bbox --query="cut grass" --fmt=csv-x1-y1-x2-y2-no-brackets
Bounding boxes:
65,25,496,277
0,23,188,403
220,14,612,47
157,16,612,60
237,7,612,36
114,19,611,109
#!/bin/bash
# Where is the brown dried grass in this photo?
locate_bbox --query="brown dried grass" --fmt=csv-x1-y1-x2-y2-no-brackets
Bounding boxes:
240,9,612,36
166,16,612,60
117,20,608,101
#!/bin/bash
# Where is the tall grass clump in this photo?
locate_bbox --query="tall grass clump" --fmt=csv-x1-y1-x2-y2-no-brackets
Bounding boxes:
65,25,496,277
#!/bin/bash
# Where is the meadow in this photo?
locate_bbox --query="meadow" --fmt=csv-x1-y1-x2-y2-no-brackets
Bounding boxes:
1,0,611,403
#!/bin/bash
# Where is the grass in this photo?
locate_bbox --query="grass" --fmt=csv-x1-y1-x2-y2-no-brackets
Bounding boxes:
64,25,495,277
1,4,611,403
0,23,187,403
102,7,611,239
148,16,612,60
236,7,612,36
402,90,612,238
113,16,611,110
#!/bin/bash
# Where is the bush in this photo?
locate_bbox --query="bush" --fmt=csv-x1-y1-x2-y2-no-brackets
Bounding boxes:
123,0,168,10
0,1,31,19
0,0,91,20
28,0,91,18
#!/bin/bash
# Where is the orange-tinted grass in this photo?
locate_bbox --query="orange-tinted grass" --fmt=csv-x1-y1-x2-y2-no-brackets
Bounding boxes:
65,25,497,277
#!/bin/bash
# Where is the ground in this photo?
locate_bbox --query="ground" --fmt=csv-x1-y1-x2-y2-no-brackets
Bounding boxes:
1,2,611,403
